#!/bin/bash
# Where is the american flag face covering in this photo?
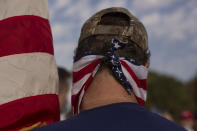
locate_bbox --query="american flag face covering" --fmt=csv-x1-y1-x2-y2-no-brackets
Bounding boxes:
72,39,148,115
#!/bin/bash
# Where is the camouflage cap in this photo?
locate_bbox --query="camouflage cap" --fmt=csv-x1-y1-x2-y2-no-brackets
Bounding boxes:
79,7,148,51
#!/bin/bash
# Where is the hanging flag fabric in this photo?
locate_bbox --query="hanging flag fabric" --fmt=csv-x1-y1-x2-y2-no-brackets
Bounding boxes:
0,0,59,130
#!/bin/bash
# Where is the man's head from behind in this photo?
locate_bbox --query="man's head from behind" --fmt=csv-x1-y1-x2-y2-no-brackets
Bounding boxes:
72,7,150,115
75,7,150,65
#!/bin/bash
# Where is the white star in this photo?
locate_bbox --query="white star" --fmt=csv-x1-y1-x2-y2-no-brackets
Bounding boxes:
114,43,120,49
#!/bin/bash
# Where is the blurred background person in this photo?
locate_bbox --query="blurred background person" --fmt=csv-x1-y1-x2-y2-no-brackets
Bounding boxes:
151,106,174,122
180,110,195,131
162,112,174,122
58,67,71,120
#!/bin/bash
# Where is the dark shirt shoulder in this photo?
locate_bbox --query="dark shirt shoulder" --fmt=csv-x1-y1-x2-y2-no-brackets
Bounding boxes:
35,102,186,131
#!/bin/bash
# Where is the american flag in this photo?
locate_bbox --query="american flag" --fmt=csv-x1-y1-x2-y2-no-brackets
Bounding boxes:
72,39,148,115
0,0,59,130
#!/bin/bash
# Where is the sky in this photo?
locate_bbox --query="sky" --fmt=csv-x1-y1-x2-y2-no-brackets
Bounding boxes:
48,0,197,82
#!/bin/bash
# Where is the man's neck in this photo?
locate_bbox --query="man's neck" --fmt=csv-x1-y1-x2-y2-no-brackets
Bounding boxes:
80,68,137,112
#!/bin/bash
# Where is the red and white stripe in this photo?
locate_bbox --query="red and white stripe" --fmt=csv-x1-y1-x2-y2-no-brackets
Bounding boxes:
72,55,102,115
120,60,147,106
0,0,59,130
72,55,148,115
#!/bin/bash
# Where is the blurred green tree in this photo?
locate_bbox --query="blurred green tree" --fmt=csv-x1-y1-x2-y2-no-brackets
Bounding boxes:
186,73,197,111
145,71,195,121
